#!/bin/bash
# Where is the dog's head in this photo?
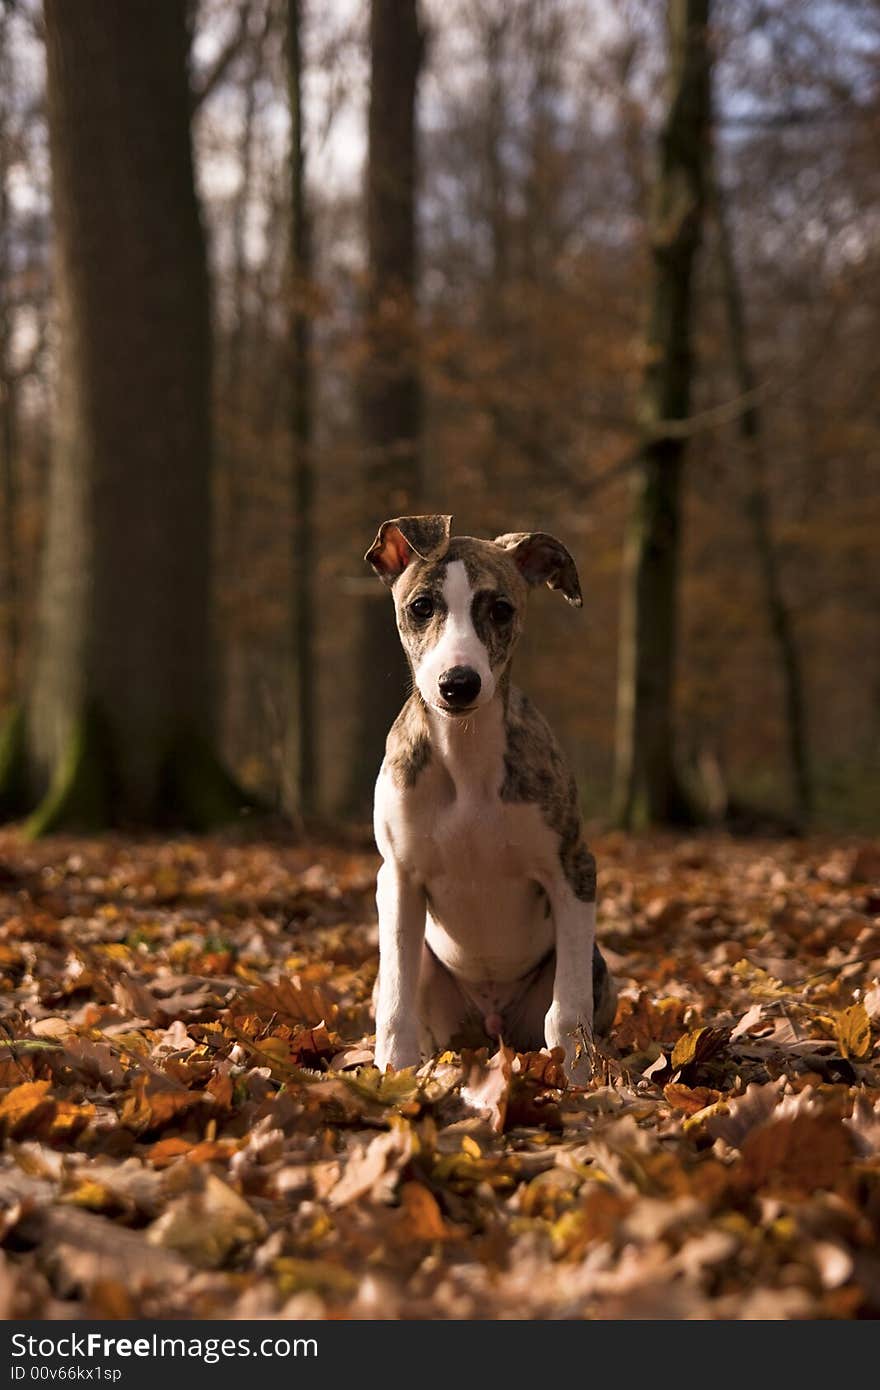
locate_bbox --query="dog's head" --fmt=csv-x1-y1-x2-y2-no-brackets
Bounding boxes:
365,514,581,717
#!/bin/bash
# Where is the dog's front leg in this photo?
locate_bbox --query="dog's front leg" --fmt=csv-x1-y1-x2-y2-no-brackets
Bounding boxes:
544,884,596,1086
374,859,426,1071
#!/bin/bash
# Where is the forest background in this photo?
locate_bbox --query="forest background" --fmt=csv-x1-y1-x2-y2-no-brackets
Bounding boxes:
0,0,878,837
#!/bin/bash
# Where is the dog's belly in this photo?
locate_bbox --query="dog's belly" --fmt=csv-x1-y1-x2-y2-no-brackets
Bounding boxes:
414,797,558,999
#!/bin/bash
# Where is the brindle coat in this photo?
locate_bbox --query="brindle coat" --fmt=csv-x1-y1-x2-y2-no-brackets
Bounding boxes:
367,516,616,1080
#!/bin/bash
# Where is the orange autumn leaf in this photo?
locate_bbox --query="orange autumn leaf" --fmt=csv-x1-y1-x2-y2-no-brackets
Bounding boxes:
396,1181,463,1242
664,1082,724,1115
119,1076,207,1134
0,1080,55,1138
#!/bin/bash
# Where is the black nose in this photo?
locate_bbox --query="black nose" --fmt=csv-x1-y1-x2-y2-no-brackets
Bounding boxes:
438,666,481,708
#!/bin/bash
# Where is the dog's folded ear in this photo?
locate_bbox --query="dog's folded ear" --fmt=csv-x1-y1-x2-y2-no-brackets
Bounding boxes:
494,531,582,606
365,514,453,585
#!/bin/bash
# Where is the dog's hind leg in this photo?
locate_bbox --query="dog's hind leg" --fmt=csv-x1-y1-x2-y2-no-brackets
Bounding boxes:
591,945,618,1035
417,943,485,1054
509,945,617,1055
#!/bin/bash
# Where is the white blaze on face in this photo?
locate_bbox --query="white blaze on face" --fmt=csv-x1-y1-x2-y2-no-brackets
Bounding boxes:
414,560,495,710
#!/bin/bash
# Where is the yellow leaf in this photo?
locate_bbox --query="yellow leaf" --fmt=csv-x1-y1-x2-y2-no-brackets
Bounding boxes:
0,1080,54,1138
672,1028,707,1070
682,1100,730,1135
342,1066,420,1106
65,1181,116,1211
836,1003,872,1060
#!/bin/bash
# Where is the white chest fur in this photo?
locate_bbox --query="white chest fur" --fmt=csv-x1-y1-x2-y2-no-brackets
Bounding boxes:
374,700,559,996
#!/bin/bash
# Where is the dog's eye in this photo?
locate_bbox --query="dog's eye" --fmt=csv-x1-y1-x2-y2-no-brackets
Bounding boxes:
409,595,434,621
490,598,514,624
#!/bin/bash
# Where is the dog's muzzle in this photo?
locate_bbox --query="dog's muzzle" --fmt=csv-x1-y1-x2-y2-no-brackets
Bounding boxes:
438,665,481,711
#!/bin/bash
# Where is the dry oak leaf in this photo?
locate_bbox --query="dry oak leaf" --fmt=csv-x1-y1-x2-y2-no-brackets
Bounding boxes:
147,1173,266,1269
327,1125,414,1208
614,994,689,1052
118,1074,209,1135
671,1026,729,1072
664,1083,724,1116
230,976,339,1031
59,1036,127,1090
835,1003,872,1061
704,1080,785,1148
737,1112,854,1194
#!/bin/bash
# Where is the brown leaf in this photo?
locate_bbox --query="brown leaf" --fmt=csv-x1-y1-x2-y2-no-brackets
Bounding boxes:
395,1181,463,1241
59,1036,127,1089
704,1080,785,1148
119,1075,208,1135
230,977,339,1031
738,1112,854,1194
327,1126,413,1207
664,1082,724,1116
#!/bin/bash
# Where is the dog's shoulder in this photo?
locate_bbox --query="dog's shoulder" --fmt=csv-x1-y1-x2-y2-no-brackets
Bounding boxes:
501,687,596,902
383,693,432,792
501,686,572,804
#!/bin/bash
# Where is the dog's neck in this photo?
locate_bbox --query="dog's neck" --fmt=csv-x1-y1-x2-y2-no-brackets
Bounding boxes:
422,691,508,798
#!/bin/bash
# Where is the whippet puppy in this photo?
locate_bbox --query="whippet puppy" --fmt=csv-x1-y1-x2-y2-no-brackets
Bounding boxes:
367,515,616,1084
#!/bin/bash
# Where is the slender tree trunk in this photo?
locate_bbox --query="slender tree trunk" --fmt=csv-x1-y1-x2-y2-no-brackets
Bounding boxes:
24,0,241,831
612,0,712,829
0,8,20,706
483,11,509,305
349,0,424,812
283,0,317,821
711,172,812,824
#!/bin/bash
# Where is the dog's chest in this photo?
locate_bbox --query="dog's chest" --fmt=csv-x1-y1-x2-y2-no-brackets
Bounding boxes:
384,755,560,981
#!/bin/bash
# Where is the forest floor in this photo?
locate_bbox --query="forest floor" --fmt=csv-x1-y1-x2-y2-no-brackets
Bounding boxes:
0,826,879,1320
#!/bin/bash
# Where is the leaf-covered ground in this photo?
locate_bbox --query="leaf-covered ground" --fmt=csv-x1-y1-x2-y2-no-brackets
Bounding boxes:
1,827,879,1320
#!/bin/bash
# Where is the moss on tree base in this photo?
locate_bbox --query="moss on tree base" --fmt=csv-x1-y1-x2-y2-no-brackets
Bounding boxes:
0,706,28,821
17,706,256,837
24,707,113,838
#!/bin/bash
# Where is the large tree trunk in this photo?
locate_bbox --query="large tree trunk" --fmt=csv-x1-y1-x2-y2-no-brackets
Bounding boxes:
349,0,424,813
22,0,240,832
282,0,317,822
711,171,812,825
612,0,712,829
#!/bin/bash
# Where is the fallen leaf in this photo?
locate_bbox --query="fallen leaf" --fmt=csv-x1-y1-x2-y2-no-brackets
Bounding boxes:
671,1026,728,1071
0,1081,55,1139
738,1112,853,1193
327,1126,413,1207
836,1003,872,1060
395,1181,463,1241
664,1082,724,1116
461,1043,515,1132
704,1080,785,1148
147,1173,266,1268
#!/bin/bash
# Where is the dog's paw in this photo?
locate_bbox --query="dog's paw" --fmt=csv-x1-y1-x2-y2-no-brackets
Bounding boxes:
544,1005,594,1087
374,1031,421,1073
